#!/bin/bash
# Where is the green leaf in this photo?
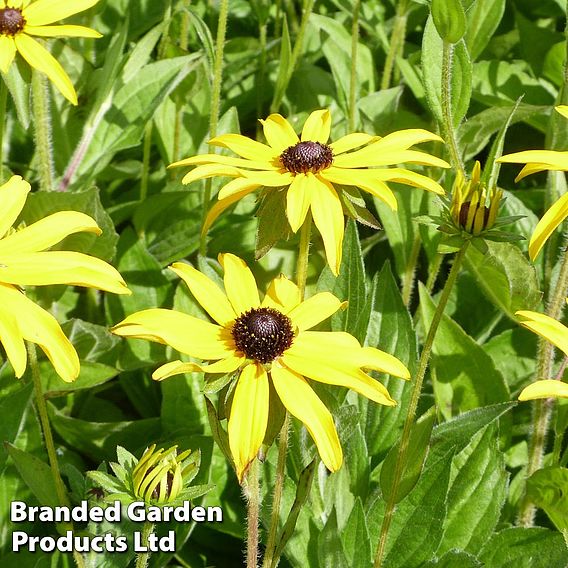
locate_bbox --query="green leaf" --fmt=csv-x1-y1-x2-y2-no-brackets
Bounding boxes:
271,15,292,111
478,527,568,567
419,284,510,418
380,407,436,504
425,550,482,567
41,361,117,398
0,384,33,469
318,508,350,568
431,0,466,44
255,188,292,259
3,59,30,129
464,241,542,321
342,498,371,568
465,0,506,61
526,466,568,532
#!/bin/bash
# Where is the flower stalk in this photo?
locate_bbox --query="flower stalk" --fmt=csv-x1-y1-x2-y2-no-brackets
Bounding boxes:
0,78,7,181
246,459,261,568
373,241,469,568
348,0,361,133
381,1,409,91
31,71,54,192
135,521,155,568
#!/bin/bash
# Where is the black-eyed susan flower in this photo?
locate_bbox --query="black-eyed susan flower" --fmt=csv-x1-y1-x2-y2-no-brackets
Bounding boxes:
112,253,410,481
169,109,449,275
497,106,568,261
0,175,129,382
516,306,568,401
0,0,101,104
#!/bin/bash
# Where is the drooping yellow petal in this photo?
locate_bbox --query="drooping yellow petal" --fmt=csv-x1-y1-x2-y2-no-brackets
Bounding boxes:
301,109,331,144
217,177,263,200
0,304,27,378
260,114,299,153
209,134,279,162
358,347,410,379
202,185,259,235
152,356,244,381
528,192,568,260
0,211,101,255
23,0,99,27
0,251,130,294
286,174,313,232
0,36,16,73
518,379,568,401
310,176,344,276
288,292,343,331
181,164,242,186
516,309,568,356
228,363,269,482
556,106,568,120
514,163,553,182
271,364,342,472
169,261,236,327
112,308,235,360
329,133,377,155
0,283,79,382
14,34,77,104
0,176,31,239
261,275,301,313
24,25,101,38
170,153,277,171
218,253,260,314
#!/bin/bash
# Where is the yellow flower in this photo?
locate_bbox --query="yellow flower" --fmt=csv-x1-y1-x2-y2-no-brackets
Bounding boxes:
0,0,102,104
0,176,130,382
112,253,410,481
169,109,449,275
516,307,568,401
497,106,568,260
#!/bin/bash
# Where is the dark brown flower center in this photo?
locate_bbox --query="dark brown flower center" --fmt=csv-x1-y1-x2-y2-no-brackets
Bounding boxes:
232,307,294,363
0,8,25,36
280,141,333,174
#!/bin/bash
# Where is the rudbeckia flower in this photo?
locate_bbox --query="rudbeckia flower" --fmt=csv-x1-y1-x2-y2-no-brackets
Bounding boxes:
169,109,449,275
112,253,410,480
0,176,130,382
497,106,568,260
516,307,568,401
0,0,102,104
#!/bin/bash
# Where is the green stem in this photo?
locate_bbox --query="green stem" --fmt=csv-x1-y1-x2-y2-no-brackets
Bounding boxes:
31,71,54,192
348,0,361,133
518,245,568,526
140,121,153,202
246,459,260,568
426,253,444,294
256,22,268,140
135,521,155,568
441,42,465,175
29,343,86,568
262,215,312,568
381,2,408,91
401,234,421,306
0,78,7,181
373,242,469,568
200,0,229,256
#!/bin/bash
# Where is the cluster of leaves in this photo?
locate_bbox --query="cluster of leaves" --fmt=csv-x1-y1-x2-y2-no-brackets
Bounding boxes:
1,0,567,567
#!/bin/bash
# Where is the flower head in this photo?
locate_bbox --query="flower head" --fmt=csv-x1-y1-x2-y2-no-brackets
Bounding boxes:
112,253,410,481
515,306,568,401
0,0,102,104
497,106,568,260
0,175,129,382
169,109,449,275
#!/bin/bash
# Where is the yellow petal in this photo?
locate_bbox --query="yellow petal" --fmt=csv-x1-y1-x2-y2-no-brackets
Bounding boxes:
24,25,101,38
329,133,377,155
358,346,410,379
372,167,445,195
516,309,568,356
518,379,568,401
217,177,262,200
310,176,344,276
0,283,79,382
152,356,244,381
286,174,313,232
218,253,260,314
14,34,77,104
228,363,269,482
209,133,278,162
514,163,552,182
181,164,242,185
556,106,568,120
528,192,568,261
0,176,31,239
261,275,301,313
373,129,443,152
0,211,100,255
0,36,16,73
0,303,27,377
288,292,343,331
169,261,236,327
260,114,299,153
169,153,276,171
23,0,99,26
272,363,342,471
497,150,568,170
112,308,235,360
301,109,331,144
240,170,294,187
0,251,129,294
202,185,259,235
319,167,398,210
333,148,450,169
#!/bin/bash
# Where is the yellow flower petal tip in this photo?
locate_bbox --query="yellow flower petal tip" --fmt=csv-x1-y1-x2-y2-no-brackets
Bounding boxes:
518,380,568,401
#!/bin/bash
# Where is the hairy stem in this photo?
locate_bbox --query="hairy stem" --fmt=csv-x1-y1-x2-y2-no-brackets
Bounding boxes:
401,234,421,306
0,78,7,181
135,521,155,568
381,2,408,91
32,72,54,192
348,0,361,132
246,459,260,568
